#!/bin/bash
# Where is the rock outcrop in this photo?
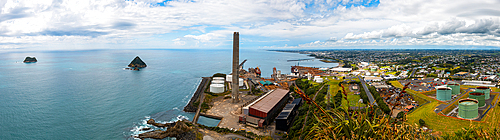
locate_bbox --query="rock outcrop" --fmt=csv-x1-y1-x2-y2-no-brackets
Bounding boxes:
147,119,176,128
135,120,196,140
23,57,37,63
128,56,147,68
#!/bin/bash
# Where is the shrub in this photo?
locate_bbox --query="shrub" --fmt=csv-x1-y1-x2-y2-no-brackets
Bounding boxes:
419,119,425,127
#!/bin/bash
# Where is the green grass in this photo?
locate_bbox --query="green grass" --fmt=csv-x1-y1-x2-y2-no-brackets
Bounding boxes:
347,94,364,107
386,71,397,75
432,67,447,71
326,78,365,109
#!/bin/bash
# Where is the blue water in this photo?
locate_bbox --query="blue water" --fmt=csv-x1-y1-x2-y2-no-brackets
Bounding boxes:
0,49,337,139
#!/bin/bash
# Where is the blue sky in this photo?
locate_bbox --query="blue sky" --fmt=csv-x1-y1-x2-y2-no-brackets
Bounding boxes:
0,0,499,51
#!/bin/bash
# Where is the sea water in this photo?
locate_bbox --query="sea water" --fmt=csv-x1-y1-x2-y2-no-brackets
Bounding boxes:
0,49,337,139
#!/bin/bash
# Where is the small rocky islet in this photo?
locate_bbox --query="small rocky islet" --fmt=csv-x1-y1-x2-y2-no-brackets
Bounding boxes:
23,56,37,63
125,56,146,70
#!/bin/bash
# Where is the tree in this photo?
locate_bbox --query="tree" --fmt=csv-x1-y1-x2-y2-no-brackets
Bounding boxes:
332,90,343,108
396,111,405,119
419,119,426,127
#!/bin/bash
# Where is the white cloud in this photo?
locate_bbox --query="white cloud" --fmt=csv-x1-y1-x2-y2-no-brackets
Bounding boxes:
1,0,500,50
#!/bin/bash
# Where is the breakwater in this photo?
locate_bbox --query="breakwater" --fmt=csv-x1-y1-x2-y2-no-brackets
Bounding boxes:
183,77,210,112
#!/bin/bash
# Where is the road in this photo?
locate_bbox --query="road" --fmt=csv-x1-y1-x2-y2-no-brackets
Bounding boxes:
358,76,377,106
223,134,250,140
409,68,416,78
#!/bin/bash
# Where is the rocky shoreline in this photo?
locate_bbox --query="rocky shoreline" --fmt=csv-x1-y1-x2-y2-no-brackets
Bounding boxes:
134,119,197,140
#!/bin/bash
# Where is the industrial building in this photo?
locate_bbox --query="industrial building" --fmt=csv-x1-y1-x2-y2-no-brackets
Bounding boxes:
275,104,297,131
276,98,302,131
240,89,290,127
291,98,302,107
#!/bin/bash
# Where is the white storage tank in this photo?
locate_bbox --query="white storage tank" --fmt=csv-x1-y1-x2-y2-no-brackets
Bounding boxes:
315,77,323,83
239,78,244,87
210,84,224,93
213,77,224,81
226,75,232,82
212,80,224,84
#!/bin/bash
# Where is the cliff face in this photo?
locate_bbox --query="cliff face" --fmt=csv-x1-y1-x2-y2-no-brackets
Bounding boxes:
128,56,147,68
23,57,37,63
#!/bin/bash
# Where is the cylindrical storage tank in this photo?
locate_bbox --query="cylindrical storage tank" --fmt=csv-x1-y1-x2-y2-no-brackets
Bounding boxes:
469,92,486,107
315,78,323,83
446,83,460,95
436,87,452,101
213,77,224,81
211,80,224,84
476,86,490,100
239,78,244,87
226,75,232,82
458,99,479,120
210,84,224,93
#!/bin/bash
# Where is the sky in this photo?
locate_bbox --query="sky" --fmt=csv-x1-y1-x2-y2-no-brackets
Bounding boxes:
0,0,499,50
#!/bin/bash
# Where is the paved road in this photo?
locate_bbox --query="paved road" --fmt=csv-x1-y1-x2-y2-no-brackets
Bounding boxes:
409,68,416,78
358,76,377,106
223,134,250,140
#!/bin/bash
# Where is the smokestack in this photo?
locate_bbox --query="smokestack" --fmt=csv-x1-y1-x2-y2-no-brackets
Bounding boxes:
232,32,239,103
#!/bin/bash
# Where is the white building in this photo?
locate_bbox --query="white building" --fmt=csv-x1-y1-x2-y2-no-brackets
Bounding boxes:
330,67,352,72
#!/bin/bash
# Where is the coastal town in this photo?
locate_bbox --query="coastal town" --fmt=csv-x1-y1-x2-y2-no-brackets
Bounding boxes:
134,33,500,140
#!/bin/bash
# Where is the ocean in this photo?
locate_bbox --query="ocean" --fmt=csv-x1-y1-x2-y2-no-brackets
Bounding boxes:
0,49,337,139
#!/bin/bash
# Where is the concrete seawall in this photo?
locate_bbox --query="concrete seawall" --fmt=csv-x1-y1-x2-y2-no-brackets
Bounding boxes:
183,77,210,112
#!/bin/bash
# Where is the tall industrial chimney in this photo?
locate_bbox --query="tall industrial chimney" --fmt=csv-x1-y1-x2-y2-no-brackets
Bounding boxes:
232,32,239,103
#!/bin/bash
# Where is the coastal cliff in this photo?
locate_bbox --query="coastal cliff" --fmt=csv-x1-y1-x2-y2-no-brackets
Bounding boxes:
23,57,37,63
128,56,147,68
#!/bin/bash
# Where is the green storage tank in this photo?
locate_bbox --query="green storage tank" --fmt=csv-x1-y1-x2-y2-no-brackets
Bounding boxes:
446,83,460,95
436,87,452,101
475,86,490,100
469,92,486,107
458,99,479,120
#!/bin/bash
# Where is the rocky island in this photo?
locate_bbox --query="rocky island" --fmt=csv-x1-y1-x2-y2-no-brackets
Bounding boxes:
23,56,37,63
126,56,146,70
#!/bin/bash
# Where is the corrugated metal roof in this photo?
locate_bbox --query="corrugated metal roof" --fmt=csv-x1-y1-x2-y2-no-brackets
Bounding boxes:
250,89,289,114
266,81,273,85
276,111,291,120
260,81,266,85
291,98,302,105
283,104,295,111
